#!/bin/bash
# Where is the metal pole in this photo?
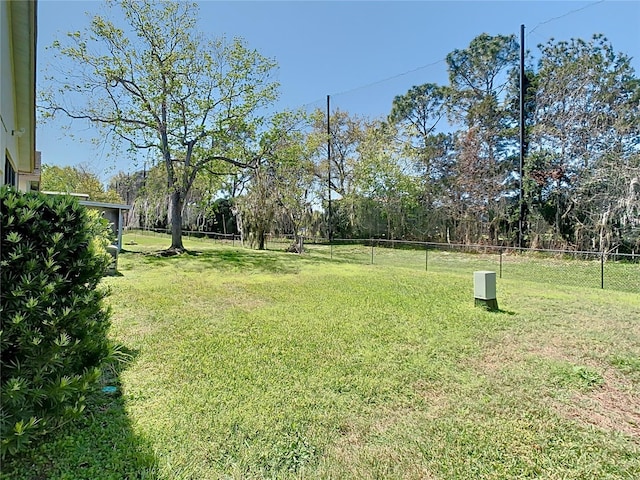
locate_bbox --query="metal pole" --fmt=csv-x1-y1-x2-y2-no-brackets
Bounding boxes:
425,246,428,271
601,252,604,289
499,250,503,279
371,239,374,265
327,95,332,244
519,24,525,249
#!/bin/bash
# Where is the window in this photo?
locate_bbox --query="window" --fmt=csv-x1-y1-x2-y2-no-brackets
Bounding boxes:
4,155,17,187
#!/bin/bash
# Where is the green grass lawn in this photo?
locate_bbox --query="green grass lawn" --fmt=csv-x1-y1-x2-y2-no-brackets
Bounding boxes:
287,239,639,293
4,233,639,479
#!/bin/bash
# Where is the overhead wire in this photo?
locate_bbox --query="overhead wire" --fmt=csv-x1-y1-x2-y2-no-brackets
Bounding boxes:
117,0,613,176
527,0,606,37
240,0,613,139
295,0,610,111
331,58,447,99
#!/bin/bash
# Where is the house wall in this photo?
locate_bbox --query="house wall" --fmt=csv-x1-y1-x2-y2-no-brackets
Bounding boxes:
1,2,18,186
101,208,120,241
81,203,131,251
18,150,41,191
1,1,37,191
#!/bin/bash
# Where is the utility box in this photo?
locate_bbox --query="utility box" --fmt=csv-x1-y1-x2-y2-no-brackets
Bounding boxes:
474,271,498,311
106,245,119,275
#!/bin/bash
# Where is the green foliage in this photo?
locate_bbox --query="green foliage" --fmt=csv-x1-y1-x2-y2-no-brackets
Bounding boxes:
236,111,314,250
41,164,123,204
0,187,113,457
552,364,605,390
4,233,639,478
530,34,640,251
86,208,117,263
571,365,605,388
43,0,280,251
90,29,637,252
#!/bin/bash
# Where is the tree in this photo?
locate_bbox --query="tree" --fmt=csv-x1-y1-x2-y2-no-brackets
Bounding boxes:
389,83,448,143
109,170,145,206
112,164,170,230
271,125,316,253
42,0,279,253
41,164,122,203
446,33,519,125
530,35,640,250
235,166,274,250
446,33,520,244
236,112,314,250
357,121,417,240
388,83,455,240
309,109,370,237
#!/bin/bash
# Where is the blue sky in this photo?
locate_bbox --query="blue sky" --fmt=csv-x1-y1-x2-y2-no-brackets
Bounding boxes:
36,0,640,181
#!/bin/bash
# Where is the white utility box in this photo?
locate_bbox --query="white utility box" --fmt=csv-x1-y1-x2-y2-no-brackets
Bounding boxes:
474,271,498,310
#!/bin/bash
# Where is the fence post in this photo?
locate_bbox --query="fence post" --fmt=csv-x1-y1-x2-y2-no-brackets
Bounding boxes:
601,251,604,289
425,245,428,271
371,239,374,265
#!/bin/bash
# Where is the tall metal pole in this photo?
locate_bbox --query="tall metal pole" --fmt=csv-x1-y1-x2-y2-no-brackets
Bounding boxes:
327,95,332,242
518,24,525,249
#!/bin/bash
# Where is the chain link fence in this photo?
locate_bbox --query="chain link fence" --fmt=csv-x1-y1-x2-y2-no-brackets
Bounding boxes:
126,226,241,245
124,228,640,294
313,238,639,294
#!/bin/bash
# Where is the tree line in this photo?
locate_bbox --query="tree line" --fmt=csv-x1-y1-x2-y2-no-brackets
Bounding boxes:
41,0,640,253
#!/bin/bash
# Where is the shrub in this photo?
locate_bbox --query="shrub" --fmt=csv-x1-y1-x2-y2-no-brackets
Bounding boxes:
0,187,113,457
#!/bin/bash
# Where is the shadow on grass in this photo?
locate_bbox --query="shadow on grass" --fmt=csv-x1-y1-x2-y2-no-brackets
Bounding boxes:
475,306,517,315
0,347,158,480
123,245,350,275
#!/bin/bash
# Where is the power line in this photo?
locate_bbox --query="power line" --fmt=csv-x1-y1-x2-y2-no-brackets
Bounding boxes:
299,1,606,111
213,0,616,130
296,58,447,112
285,1,613,122
151,0,612,133
528,0,605,36
332,58,447,98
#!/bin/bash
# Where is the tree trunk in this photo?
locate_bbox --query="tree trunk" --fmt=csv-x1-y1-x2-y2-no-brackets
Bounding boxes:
599,207,610,253
169,189,185,251
257,229,266,250
231,206,244,246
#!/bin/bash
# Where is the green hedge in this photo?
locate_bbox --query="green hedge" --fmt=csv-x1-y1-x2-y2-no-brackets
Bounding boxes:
1,187,113,457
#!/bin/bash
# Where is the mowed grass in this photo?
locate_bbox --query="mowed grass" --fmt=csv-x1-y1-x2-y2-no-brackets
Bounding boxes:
285,240,639,293
4,233,639,479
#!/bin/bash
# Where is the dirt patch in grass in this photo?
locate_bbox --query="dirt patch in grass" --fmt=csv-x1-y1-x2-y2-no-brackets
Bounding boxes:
475,333,537,373
220,282,268,311
473,326,640,440
471,328,580,378
331,420,363,461
534,361,635,439
413,381,452,418
554,369,640,439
